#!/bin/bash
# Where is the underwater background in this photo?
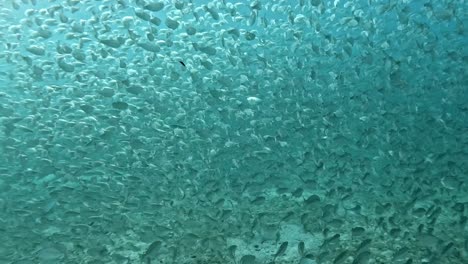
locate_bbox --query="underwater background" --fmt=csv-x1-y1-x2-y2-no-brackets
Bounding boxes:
0,0,467,263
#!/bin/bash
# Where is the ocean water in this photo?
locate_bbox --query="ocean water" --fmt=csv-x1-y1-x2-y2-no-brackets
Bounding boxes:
0,0,466,263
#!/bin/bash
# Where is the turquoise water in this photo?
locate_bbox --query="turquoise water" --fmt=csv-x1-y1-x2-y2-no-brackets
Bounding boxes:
0,0,467,263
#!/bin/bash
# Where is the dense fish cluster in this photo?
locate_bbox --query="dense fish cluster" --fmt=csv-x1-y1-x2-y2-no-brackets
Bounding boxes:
0,0,467,263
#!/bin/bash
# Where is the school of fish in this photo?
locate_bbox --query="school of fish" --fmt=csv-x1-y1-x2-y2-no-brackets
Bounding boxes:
0,0,466,263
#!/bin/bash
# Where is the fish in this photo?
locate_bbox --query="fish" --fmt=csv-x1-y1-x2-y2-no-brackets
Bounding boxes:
0,0,464,263
297,241,305,257
144,1,164,12
273,242,288,261
352,251,371,264
333,250,349,264
26,45,45,55
240,255,256,264
112,101,129,110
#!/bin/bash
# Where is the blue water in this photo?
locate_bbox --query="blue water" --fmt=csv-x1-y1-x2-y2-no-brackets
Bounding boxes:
0,0,467,263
